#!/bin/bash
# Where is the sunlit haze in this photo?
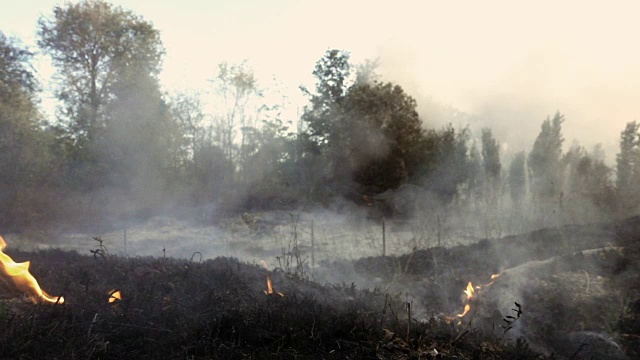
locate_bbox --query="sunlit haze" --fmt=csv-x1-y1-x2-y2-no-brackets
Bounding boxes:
2,0,639,161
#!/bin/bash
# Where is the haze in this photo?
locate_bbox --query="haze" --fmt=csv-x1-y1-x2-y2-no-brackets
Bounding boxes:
2,0,639,160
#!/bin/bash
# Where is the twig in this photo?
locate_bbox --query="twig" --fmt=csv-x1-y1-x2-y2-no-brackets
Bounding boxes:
87,313,99,338
190,252,202,263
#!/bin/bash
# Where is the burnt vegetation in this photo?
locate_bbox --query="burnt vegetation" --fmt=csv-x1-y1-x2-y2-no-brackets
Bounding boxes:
2,1,640,359
2,248,544,359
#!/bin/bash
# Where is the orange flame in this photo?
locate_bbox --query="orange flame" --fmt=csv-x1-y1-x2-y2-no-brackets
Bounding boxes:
476,273,501,290
457,304,471,318
456,282,475,318
108,289,122,303
0,236,64,304
264,274,284,297
456,273,502,319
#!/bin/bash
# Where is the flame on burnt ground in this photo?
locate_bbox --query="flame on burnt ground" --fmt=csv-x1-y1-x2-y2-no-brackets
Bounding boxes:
0,235,64,304
259,260,284,297
455,274,501,319
264,275,284,296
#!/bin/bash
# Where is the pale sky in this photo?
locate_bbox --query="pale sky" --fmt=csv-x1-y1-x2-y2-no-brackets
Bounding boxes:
2,0,639,163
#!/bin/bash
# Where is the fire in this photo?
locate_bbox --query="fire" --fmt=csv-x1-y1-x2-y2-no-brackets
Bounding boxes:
477,273,501,289
463,281,475,298
455,273,502,319
264,274,284,297
259,260,283,297
456,282,475,318
0,236,64,304
108,289,122,303
265,275,273,294
457,304,471,318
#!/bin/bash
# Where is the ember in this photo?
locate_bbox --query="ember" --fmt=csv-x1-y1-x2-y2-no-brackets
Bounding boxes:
0,235,64,304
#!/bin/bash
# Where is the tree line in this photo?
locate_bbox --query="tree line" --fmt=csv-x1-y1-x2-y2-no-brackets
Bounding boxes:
1,0,638,232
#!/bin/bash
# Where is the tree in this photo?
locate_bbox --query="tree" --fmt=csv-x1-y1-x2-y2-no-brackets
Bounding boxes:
209,62,263,183
421,126,472,203
528,112,565,202
467,144,483,200
561,143,614,221
508,151,526,205
38,0,164,155
169,92,206,178
616,121,640,214
301,50,426,199
0,33,54,229
301,49,352,150
344,82,424,194
481,128,501,188
102,62,178,205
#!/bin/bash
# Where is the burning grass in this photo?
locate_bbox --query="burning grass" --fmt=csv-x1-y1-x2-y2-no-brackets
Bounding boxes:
0,241,547,359
3,217,639,358
317,216,640,359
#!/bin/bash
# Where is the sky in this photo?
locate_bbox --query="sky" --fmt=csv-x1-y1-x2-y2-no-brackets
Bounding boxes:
2,0,640,163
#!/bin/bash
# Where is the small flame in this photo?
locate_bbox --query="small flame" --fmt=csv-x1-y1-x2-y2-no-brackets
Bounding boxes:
457,304,471,318
476,273,501,290
463,282,475,299
0,236,64,304
108,289,122,303
455,273,502,320
264,274,284,297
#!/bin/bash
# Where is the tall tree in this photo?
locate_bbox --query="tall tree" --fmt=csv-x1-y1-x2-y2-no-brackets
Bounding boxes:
616,121,640,214
169,92,206,178
38,0,164,155
423,126,472,203
467,144,483,200
481,128,501,188
508,151,526,205
0,33,53,229
301,49,352,149
345,81,425,194
528,112,565,202
102,62,177,201
302,50,427,198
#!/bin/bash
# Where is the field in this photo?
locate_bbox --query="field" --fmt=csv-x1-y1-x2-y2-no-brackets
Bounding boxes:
1,214,639,359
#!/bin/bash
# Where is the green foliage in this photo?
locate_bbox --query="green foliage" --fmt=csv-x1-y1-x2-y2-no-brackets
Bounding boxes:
301,49,471,203
345,82,424,194
301,49,352,149
38,0,164,154
0,33,55,230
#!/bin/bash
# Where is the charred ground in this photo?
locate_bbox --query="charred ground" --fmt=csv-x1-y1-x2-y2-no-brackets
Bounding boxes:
2,250,541,359
318,216,640,359
1,217,639,359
